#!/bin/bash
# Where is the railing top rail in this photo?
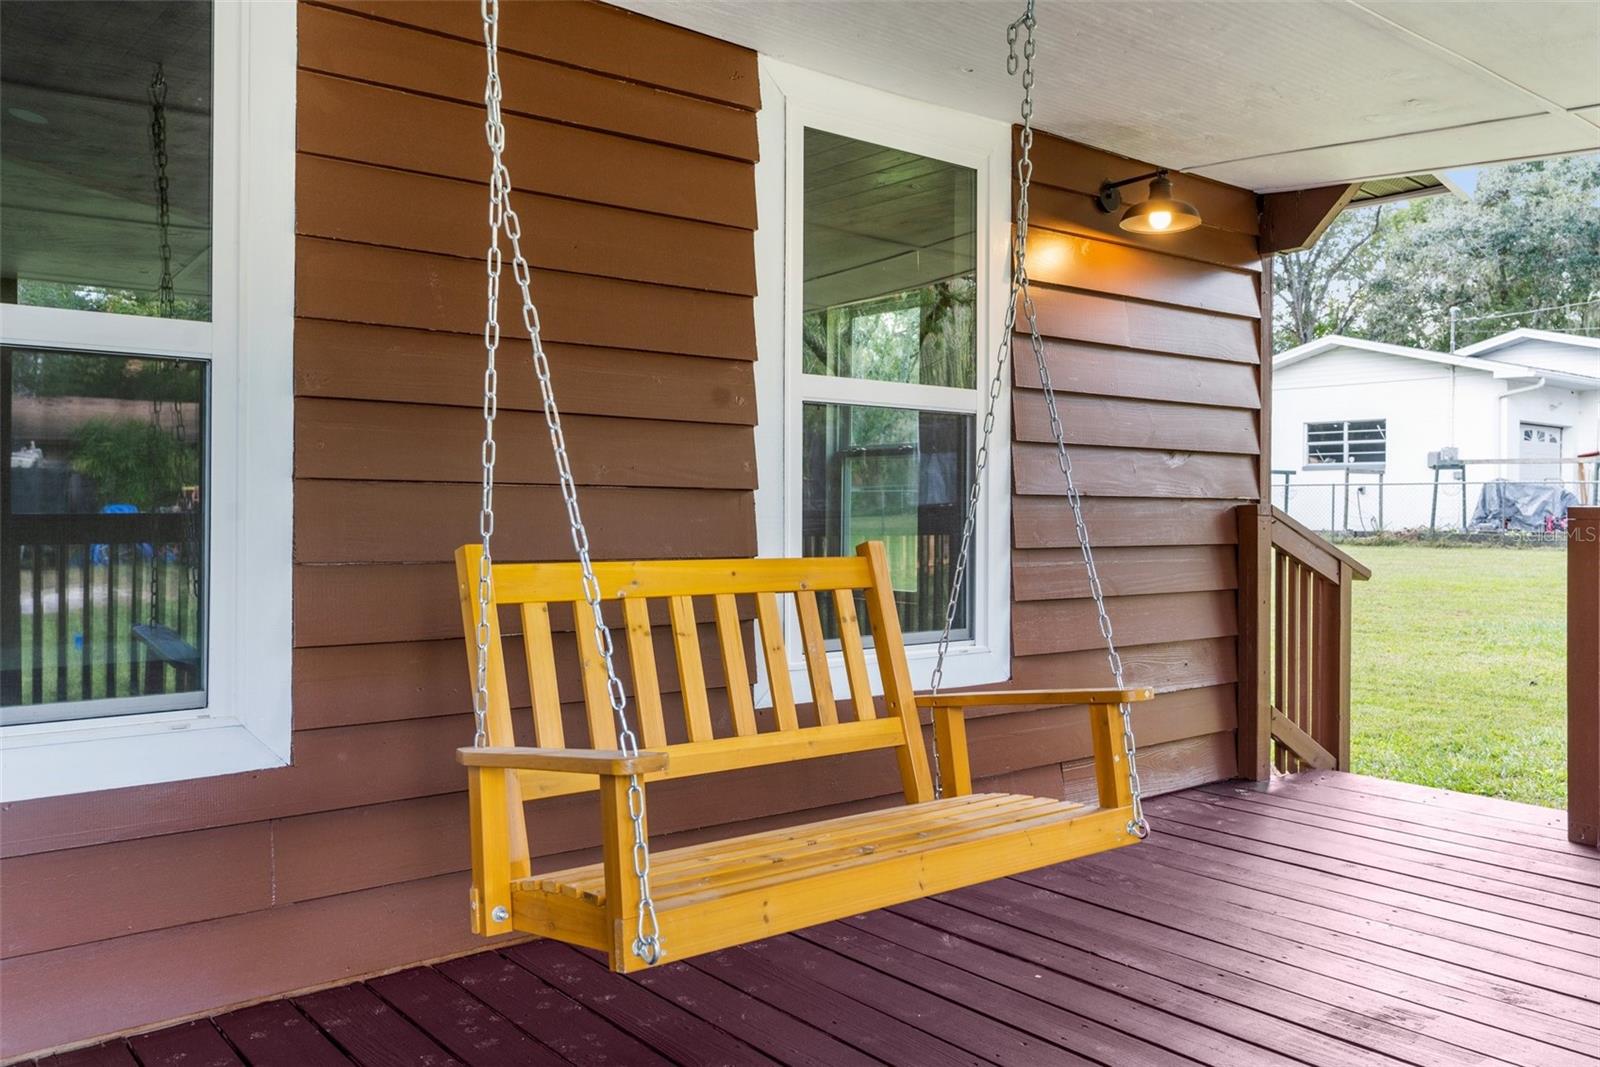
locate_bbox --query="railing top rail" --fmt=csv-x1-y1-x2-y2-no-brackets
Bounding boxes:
5,511,191,542
1269,506,1373,581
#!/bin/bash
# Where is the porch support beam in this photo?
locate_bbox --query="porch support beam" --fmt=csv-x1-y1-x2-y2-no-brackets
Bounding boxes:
1570,507,1599,847
1258,183,1360,253
1236,505,1272,780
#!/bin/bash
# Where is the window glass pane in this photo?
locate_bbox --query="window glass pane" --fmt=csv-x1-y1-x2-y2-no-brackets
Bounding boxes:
3,347,207,721
802,129,976,388
1306,419,1386,465
802,402,972,643
1,1,212,320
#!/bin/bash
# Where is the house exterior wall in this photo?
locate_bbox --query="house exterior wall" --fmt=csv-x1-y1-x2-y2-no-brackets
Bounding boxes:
0,3,1265,1058
1467,338,1600,472
1002,131,1263,800
1478,337,1600,379
1273,346,1599,528
1504,384,1599,473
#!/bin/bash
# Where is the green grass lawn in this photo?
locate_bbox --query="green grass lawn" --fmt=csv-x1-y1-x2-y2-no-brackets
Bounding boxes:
1344,543,1567,808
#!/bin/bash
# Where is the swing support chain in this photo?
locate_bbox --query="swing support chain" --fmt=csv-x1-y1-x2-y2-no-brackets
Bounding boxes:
473,0,664,965
926,0,1147,839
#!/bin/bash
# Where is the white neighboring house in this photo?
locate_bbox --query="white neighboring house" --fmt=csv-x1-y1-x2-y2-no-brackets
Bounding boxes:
1272,329,1600,531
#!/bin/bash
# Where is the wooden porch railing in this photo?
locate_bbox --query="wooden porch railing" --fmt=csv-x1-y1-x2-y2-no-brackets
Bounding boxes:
1237,505,1371,778
1,511,199,711
1571,507,1599,847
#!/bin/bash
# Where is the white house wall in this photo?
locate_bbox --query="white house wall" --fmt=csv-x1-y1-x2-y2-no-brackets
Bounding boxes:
1477,338,1600,379
1274,349,1507,531
1503,383,1599,474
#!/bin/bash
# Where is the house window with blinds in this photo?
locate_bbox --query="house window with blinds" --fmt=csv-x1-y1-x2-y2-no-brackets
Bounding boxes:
1306,419,1387,467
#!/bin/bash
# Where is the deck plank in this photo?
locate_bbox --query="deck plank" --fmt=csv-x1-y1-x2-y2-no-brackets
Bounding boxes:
1191,787,1600,889
740,934,1097,1067
31,1044,140,1067
1014,862,1600,1063
633,959,884,1067
212,1001,353,1067
294,984,464,1067
1289,770,1569,831
365,967,566,1067
818,913,1299,1066
1150,800,1600,939
125,1021,245,1067
50,772,1599,1067
863,900,1398,1067
504,940,779,1065
688,941,983,1067
1142,831,1600,964
1153,794,1598,917
1204,779,1600,860
435,951,674,1067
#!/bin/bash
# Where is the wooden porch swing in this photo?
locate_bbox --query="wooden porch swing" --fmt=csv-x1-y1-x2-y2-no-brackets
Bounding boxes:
456,0,1152,973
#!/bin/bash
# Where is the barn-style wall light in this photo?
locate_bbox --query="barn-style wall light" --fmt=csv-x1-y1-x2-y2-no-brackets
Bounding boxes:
1096,169,1203,234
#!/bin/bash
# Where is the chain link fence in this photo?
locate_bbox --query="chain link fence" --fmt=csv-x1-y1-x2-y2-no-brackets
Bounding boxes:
1273,478,1595,542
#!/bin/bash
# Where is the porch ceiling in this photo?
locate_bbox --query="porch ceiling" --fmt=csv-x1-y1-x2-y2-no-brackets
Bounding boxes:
614,0,1600,192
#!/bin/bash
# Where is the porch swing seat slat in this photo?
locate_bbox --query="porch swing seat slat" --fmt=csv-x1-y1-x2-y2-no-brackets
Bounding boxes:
456,540,1152,972
508,792,1128,963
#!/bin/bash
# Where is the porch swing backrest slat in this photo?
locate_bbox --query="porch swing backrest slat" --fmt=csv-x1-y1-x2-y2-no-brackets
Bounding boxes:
456,541,932,806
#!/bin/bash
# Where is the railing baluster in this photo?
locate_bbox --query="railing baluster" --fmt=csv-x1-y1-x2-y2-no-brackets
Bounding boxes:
177,543,190,672
55,537,68,701
1299,556,1312,764
106,543,119,698
149,550,167,694
80,541,93,700
129,548,143,696
30,545,43,704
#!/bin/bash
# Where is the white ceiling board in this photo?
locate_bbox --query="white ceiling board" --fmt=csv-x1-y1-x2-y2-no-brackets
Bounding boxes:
1359,1,1600,109
1577,105,1600,129
1193,112,1597,191
614,0,1600,191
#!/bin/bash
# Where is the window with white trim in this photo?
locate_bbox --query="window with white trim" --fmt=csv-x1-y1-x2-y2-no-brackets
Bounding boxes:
753,61,1012,700
1306,419,1386,467
0,0,295,800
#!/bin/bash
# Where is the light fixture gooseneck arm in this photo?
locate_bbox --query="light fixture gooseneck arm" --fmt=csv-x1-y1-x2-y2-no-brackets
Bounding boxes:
1096,169,1169,213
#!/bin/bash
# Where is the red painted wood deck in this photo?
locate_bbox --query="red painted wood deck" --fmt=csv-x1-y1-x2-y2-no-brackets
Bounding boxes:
34,771,1600,1067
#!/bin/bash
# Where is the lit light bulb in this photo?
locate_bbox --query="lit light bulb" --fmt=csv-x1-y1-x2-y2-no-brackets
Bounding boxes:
1147,209,1173,232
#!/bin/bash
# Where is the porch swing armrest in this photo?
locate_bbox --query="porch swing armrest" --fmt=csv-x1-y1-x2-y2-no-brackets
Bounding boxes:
915,687,1155,709
457,746,669,777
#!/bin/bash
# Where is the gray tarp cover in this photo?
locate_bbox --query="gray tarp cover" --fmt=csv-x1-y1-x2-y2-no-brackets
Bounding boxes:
1471,480,1580,531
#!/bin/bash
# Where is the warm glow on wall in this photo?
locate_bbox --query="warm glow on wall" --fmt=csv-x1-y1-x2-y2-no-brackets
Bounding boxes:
1030,233,1070,275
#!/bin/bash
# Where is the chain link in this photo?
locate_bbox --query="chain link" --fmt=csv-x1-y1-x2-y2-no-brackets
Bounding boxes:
926,0,1147,838
147,65,175,629
148,66,175,319
476,0,664,965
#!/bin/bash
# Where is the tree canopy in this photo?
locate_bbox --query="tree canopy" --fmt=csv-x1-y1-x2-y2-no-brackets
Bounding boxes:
1273,154,1600,353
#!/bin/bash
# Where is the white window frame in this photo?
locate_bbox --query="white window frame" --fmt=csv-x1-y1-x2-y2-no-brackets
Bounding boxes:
752,59,1013,705
1304,418,1387,470
0,1,295,801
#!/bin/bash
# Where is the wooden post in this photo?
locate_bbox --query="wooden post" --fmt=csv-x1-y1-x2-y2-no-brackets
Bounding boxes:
1089,703,1133,810
1332,561,1353,769
1569,508,1599,847
932,708,973,797
1238,254,1275,781
857,540,934,803
1236,505,1272,779
466,766,514,936
599,774,643,970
